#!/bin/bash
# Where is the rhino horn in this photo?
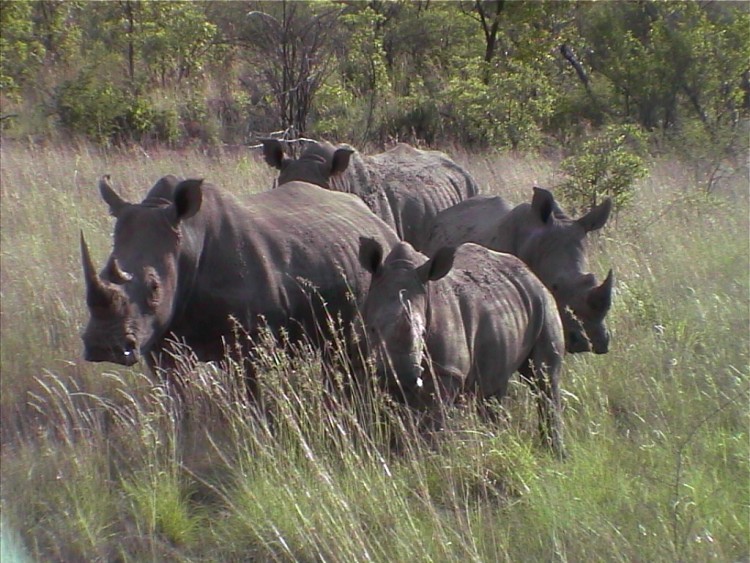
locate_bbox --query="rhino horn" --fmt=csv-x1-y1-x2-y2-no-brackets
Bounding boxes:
587,269,613,312
99,175,128,217
105,255,132,284
80,232,111,307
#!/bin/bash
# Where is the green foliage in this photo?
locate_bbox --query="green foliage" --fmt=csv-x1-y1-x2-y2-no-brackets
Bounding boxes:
0,1,45,99
55,72,129,143
55,72,179,144
3,1,749,149
124,96,180,144
558,124,649,213
313,6,391,142
445,57,557,149
582,2,750,132
137,1,220,84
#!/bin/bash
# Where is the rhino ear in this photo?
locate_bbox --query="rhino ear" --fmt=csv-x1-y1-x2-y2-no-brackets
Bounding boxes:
172,179,203,221
262,139,286,169
99,175,128,217
331,147,354,175
578,197,612,232
359,237,383,274
419,246,457,283
531,187,555,224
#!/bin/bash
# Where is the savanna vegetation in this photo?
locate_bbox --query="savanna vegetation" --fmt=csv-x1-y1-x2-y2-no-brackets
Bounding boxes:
1,140,747,561
1,1,748,561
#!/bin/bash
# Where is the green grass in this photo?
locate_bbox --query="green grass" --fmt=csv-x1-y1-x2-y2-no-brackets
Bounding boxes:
1,141,747,561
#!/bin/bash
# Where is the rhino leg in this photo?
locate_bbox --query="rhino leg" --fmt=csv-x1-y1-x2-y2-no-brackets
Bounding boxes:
144,346,190,405
519,348,565,459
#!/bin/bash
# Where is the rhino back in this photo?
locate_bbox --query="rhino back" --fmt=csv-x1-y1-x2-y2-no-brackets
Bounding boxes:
424,195,513,256
173,182,398,349
331,150,397,230
368,145,480,250
427,244,559,396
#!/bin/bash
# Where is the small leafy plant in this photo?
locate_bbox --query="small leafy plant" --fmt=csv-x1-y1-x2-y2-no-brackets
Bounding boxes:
558,123,648,213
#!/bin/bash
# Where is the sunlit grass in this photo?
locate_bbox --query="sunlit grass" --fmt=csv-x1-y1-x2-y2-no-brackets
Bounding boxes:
1,142,747,561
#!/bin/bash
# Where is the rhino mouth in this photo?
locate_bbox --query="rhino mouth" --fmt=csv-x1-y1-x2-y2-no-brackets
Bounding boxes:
382,362,424,393
566,331,592,354
83,339,140,366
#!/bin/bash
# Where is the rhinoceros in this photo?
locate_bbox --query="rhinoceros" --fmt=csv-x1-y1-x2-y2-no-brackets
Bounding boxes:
81,175,400,391
425,187,613,355
358,238,565,455
262,139,480,251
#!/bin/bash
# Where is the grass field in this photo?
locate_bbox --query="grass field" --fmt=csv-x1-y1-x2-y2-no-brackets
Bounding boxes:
1,140,748,562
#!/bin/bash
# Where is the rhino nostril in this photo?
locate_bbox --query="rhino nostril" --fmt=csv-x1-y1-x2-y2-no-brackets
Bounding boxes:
121,336,138,364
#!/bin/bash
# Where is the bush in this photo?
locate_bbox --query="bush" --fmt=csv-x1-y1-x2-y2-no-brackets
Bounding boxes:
120,97,180,146
558,123,649,213
55,73,179,145
55,73,129,143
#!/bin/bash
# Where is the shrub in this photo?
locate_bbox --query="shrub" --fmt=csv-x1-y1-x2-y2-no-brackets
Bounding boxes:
55,73,129,143
120,97,180,145
441,57,557,150
55,72,180,145
558,123,649,213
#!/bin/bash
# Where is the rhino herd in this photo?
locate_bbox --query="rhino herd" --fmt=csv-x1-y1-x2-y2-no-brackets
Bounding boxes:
81,140,614,456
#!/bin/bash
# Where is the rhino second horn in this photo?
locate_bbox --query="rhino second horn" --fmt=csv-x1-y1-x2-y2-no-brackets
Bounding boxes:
588,269,614,311
105,255,132,284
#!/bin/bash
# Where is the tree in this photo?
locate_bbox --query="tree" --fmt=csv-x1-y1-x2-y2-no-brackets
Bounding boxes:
579,2,750,133
460,0,505,84
231,1,344,136
0,1,45,100
137,2,219,87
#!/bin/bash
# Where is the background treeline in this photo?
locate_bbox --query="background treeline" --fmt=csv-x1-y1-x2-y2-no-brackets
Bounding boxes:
1,0,748,156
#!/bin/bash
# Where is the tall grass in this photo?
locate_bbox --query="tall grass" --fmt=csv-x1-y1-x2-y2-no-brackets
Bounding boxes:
1,140,747,561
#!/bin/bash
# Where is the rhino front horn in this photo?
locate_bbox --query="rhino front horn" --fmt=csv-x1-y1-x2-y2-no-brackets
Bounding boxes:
80,231,111,307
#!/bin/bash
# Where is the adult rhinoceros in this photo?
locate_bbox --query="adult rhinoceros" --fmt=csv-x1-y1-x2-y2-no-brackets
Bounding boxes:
262,139,480,251
81,175,399,392
424,187,613,355
358,238,566,456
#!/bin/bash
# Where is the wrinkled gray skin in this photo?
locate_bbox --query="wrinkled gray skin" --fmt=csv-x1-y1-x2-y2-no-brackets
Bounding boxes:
81,175,400,391
359,239,565,456
425,188,613,355
262,139,480,251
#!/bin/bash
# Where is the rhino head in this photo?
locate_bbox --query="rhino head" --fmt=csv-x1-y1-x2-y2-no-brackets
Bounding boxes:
359,238,455,393
81,175,202,366
262,139,354,188
517,187,613,354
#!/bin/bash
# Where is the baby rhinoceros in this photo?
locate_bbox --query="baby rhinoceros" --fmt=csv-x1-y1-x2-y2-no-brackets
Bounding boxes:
358,239,566,456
